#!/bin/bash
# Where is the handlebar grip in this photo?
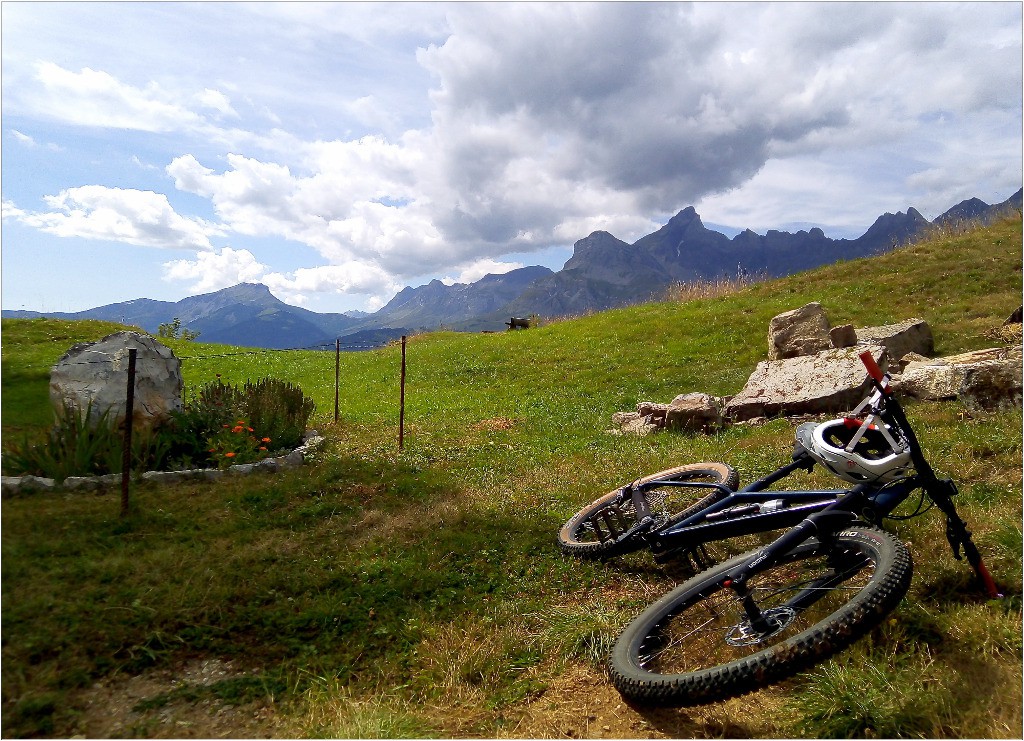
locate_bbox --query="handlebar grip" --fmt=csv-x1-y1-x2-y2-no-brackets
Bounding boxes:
858,350,892,394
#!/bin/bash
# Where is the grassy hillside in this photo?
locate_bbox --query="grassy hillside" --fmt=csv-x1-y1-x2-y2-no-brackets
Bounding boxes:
2,215,1021,738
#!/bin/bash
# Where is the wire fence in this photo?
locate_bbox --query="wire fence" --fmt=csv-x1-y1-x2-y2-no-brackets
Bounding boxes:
23,334,412,444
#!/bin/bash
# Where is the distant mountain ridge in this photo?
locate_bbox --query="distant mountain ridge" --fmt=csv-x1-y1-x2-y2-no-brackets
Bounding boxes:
6,190,1019,348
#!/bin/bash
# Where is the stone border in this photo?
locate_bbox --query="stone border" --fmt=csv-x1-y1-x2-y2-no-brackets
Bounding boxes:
1,434,325,496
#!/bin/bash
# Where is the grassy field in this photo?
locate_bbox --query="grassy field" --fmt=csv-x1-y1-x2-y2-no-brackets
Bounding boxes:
2,214,1022,738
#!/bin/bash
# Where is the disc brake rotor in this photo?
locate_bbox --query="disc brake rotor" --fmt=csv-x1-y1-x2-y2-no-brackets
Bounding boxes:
724,606,798,646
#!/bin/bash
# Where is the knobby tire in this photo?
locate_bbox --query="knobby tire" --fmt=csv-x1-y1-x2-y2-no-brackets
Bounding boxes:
558,462,739,559
608,527,912,706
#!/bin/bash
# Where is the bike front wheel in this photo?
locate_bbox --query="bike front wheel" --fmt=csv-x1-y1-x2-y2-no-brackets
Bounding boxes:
558,462,739,559
608,527,912,706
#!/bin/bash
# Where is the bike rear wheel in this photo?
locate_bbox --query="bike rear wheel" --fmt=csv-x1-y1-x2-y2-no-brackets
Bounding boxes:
608,527,912,706
558,463,738,559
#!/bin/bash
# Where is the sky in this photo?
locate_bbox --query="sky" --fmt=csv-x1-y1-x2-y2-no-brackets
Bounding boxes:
2,2,1021,315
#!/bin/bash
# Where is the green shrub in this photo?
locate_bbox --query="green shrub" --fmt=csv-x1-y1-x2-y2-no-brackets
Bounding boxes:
239,377,316,451
163,376,314,468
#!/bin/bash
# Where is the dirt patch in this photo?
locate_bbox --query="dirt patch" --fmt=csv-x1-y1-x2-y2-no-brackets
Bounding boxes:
471,417,518,431
495,661,787,738
66,656,792,738
69,659,286,738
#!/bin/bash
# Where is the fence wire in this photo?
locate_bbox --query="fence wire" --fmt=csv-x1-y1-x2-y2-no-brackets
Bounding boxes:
13,339,391,369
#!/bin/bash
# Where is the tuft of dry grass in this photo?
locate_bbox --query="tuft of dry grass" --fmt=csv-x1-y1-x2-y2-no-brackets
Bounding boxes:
661,274,764,303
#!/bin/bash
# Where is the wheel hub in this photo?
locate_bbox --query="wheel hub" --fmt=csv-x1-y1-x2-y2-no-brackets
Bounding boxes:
724,606,797,646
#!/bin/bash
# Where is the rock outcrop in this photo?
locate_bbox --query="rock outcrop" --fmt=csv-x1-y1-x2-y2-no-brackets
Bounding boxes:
894,345,1023,412
724,346,887,422
608,302,1021,435
855,319,933,365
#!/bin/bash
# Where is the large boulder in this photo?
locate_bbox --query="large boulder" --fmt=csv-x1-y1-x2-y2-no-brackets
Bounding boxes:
894,345,1022,412
856,318,933,364
50,332,183,430
768,302,832,360
725,345,886,422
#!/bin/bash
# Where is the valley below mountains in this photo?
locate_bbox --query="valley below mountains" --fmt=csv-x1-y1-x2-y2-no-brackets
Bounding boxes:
7,190,1020,350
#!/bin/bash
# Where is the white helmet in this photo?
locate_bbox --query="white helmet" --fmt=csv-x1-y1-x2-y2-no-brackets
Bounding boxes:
796,418,914,484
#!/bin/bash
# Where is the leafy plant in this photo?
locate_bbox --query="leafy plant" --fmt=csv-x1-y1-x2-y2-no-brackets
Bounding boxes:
1,401,174,482
239,377,315,450
152,375,314,469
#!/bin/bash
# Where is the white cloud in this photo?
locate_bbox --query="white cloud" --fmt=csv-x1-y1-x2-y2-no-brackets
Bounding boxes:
443,258,525,286
162,246,268,293
196,88,237,118
8,128,60,151
12,186,225,250
261,263,402,307
28,62,206,132
2,199,28,221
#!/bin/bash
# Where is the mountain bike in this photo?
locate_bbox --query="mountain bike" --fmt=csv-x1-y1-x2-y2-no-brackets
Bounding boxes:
608,352,1000,705
563,352,1000,706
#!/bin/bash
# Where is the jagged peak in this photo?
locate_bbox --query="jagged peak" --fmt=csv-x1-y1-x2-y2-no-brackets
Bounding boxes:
666,206,701,227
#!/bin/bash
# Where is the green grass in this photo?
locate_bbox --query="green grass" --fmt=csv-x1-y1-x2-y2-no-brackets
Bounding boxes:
2,214,1021,738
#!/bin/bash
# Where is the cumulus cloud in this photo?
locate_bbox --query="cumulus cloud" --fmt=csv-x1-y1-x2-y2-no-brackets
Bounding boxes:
12,186,225,249
261,263,402,306
162,246,268,293
152,3,1020,302
442,258,526,286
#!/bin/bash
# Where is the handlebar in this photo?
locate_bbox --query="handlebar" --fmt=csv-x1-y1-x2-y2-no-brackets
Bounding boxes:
859,350,892,395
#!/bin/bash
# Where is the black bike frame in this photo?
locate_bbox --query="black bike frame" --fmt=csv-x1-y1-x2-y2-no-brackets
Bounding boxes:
640,456,918,559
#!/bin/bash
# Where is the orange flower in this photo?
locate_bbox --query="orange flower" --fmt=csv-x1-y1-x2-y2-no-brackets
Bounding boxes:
262,437,271,443
225,452,236,458
247,427,254,433
258,446,267,452
232,425,244,433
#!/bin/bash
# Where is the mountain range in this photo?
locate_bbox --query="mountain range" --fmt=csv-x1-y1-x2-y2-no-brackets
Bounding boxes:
6,189,1020,349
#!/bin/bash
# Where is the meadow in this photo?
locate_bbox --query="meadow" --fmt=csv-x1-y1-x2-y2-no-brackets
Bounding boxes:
2,214,1022,738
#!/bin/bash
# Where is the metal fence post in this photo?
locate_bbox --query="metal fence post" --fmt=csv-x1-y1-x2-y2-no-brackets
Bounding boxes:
399,335,407,450
120,348,137,518
334,338,340,423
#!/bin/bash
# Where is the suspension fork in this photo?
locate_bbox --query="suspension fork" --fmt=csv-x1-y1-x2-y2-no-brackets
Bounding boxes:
927,478,1001,598
882,395,1001,599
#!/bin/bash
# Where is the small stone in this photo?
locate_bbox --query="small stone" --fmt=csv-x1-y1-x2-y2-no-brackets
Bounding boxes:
829,324,858,348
